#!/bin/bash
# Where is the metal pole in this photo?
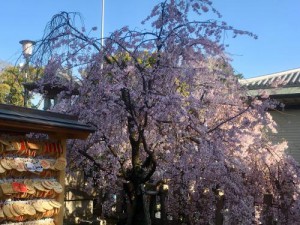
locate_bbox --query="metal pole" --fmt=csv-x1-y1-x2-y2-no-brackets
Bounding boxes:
101,0,105,47
24,58,29,107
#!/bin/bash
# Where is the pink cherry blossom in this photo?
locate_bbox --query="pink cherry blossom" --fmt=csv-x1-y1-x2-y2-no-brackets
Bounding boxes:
29,1,300,225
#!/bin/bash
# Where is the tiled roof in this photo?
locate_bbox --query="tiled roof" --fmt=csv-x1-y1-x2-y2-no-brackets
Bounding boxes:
240,68,300,107
240,68,300,90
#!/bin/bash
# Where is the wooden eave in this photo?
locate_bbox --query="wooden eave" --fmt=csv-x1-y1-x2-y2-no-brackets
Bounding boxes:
0,104,95,139
23,82,80,97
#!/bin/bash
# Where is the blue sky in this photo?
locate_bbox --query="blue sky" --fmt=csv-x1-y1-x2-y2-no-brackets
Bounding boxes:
0,0,299,78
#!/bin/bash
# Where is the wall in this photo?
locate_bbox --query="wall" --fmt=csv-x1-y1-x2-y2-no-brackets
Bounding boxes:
270,109,300,163
64,171,96,224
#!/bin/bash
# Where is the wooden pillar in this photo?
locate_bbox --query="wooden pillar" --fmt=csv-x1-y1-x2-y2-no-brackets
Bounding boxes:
215,189,224,225
141,185,152,225
54,138,67,225
93,192,103,217
263,193,274,225
159,184,168,225
149,195,156,221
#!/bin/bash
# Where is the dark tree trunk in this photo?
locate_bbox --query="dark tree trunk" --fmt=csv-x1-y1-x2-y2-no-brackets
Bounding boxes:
132,192,147,225
121,88,155,225
126,185,148,225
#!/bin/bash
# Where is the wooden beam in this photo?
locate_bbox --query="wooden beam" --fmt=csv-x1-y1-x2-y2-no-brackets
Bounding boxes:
0,120,91,139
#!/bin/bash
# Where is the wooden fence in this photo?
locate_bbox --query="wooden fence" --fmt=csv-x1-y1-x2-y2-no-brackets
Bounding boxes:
70,186,278,225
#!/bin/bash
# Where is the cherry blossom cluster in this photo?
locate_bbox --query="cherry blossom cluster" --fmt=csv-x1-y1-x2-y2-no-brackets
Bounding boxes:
30,1,300,224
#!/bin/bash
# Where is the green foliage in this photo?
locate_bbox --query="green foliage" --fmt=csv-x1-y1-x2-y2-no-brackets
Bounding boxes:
0,66,24,106
0,66,43,106
0,84,11,103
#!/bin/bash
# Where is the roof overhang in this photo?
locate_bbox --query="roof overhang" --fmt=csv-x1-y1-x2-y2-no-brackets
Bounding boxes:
241,68,300,108
0,104,95,139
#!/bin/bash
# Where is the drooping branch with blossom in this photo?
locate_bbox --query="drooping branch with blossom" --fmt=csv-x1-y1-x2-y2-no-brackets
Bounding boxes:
28,1,300,224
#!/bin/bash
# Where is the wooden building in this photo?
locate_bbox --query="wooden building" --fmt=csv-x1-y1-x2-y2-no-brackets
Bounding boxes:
241,68,300,162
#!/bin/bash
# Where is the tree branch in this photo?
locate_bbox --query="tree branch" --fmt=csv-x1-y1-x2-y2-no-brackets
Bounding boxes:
207,105,251,133
78,150,106,171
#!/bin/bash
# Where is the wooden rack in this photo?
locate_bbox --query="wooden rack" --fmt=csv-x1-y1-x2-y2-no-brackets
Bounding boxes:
0,104,94,225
